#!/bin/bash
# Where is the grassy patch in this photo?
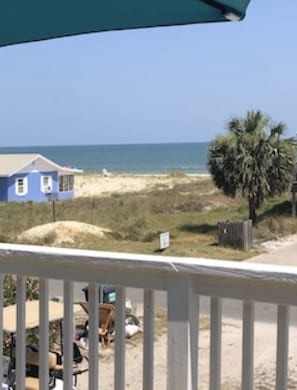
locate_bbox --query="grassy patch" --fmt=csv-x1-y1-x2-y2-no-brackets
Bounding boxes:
1,178,297,259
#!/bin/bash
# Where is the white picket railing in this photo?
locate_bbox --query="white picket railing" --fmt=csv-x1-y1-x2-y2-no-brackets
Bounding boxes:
0,242,296,389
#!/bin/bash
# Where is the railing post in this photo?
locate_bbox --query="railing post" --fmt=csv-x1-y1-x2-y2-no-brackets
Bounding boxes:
167,275,198,390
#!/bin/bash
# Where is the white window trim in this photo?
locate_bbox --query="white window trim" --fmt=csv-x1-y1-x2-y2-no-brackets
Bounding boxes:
15,177,28,196
41,175,52,193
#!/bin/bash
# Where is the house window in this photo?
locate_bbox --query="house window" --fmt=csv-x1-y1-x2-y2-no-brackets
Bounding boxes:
15,177,28,196
41,175,52,193
59,175,74,192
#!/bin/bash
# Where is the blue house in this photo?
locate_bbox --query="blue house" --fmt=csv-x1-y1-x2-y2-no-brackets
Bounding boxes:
0,154,75,202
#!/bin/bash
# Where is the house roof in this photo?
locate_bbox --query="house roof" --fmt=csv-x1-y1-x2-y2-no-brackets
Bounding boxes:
0,0,251,47
0,154,73,177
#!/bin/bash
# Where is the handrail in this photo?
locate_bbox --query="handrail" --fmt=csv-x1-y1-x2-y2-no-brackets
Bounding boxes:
0,242,297,281
0,243,297,306
0,243,297,389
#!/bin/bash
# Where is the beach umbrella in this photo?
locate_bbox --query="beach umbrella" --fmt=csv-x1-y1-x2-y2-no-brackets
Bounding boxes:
0,0,251,47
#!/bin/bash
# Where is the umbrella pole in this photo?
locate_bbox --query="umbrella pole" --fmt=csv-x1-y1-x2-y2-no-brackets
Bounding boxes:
9,334,14,360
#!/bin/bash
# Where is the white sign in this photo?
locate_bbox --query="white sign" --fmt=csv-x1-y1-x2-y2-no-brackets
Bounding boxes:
159,232,170,250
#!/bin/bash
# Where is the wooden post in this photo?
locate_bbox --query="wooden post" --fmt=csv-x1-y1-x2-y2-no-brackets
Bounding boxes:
46,192,59,222
52,200,56,222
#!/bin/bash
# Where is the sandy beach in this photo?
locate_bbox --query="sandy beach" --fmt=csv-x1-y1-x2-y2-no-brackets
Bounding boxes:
74,173,204,198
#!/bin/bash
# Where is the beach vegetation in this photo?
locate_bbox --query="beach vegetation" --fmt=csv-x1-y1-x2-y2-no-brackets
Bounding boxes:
208,110,296,223
0,175,297,260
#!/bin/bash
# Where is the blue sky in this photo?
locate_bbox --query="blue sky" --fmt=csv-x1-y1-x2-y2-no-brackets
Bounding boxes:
0,0,296,146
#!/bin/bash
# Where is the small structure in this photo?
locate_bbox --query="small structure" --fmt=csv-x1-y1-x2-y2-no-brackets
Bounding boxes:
0,154,75,202
218,220,253,250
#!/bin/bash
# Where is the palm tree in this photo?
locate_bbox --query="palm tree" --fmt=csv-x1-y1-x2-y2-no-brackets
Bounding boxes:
208,110,296,223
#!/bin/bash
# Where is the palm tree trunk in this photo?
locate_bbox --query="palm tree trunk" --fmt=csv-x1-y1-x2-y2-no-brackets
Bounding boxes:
248,196,257,224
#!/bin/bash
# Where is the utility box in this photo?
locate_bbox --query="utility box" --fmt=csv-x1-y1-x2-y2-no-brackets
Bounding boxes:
218,220,252,250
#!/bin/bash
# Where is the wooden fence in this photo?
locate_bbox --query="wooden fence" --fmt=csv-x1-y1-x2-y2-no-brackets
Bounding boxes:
218,220,253,250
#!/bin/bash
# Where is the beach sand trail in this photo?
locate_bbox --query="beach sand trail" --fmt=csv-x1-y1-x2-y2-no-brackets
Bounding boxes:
75,318,297,389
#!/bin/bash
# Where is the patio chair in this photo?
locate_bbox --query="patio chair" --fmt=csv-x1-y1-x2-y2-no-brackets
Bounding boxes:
79,302,115,347
10,343,88,389
52,343,89,386
9,345,61,390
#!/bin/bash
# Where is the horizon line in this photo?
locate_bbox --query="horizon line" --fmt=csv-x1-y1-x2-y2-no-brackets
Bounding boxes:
0,141,210,148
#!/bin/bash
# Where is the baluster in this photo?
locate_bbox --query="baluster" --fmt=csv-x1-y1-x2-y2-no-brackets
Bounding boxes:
115,286,126,390
210,297,222,390
276,304,289,390
39,278,49,390
242,300,254,390
16,275,26,390
88,282,99,390
63,281,74,390
143,289,154,390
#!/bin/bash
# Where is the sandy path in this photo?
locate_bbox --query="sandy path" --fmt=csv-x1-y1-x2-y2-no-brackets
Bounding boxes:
76,319,297,389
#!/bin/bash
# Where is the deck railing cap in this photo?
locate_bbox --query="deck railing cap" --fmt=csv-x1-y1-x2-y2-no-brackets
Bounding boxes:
0,243,297,282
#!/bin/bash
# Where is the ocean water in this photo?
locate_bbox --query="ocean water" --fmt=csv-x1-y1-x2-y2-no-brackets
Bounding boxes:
0,143,209,174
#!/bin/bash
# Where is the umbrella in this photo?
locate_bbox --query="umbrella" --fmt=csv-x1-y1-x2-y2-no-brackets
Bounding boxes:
3,300,82,333
0,0,251,47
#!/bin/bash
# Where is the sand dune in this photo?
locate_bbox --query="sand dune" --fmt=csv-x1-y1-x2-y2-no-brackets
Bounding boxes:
74,173,203,197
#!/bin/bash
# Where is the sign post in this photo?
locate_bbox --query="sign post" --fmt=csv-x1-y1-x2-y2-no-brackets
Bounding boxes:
46,192,59,222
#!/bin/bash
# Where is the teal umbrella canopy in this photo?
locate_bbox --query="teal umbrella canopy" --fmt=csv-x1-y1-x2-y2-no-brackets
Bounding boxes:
0,0,251,47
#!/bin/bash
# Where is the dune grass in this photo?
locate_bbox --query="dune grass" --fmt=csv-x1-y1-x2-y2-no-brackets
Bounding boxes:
1,177,296,260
